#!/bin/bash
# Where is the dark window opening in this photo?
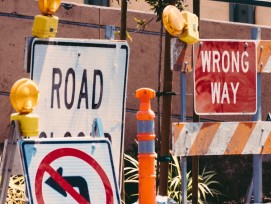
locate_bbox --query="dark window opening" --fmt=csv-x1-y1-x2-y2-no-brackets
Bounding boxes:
230,3,255,24
84,0,109,6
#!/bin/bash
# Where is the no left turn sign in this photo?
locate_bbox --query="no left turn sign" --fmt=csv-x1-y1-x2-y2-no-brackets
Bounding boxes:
19,138,120,204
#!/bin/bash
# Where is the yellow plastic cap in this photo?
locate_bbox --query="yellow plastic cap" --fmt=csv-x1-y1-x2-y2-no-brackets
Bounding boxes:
10,113,39,137
38,0,61,16
135,88,155,120
10,78,39,114
179,11,199,44
162,5,185,36
32,15,59,38
135,88,155,100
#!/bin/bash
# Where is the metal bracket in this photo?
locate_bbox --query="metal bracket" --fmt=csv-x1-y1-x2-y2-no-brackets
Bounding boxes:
91,118,105,138
156,92,176,97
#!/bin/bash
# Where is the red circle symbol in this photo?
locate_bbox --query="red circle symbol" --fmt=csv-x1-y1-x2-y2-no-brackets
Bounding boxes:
35,148,114,204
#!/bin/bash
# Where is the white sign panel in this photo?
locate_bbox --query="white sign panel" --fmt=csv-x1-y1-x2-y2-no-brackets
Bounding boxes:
30,38,129,185
19,138,120,204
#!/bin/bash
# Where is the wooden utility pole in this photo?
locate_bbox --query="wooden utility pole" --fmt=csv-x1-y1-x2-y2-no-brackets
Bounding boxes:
120,0,127,40
192,0,200,203
158,31,172,196
120,1,127,201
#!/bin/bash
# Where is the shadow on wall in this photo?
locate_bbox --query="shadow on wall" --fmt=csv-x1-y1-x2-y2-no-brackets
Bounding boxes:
0,143,3,154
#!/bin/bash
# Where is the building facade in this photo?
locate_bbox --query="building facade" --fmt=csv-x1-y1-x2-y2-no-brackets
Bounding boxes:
64,0,271,26
1,0,271,145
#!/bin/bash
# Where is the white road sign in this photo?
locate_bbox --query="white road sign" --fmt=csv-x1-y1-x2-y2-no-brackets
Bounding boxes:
30,38,129,185
19,138,120,204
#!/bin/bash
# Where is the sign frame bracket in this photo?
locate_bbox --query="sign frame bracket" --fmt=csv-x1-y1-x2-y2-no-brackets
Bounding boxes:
91,118,105,138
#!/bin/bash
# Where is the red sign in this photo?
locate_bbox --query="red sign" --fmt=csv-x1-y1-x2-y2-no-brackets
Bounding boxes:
194,40,257,115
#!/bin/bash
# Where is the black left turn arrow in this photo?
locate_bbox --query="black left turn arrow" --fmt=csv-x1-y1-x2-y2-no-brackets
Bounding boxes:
45,167,90,202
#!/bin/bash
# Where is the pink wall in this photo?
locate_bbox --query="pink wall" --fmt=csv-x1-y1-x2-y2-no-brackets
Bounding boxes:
1,0,271,151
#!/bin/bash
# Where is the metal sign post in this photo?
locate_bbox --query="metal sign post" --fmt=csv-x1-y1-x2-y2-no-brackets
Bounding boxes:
170,38,189,203
252,27,263,203
180,71,187,204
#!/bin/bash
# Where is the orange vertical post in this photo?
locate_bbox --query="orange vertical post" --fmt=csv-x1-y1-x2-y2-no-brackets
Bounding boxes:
135,88,156,204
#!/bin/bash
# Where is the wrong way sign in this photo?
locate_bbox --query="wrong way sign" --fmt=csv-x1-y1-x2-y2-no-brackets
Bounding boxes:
29,38,129,185
194,40,257,115
19,138,120,204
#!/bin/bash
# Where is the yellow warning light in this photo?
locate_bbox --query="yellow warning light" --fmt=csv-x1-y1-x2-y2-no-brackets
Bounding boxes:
38,0,61,16
10,78,39,114
32,0,61,38
10,78,39,137
162,5,199,44
162,5,185,36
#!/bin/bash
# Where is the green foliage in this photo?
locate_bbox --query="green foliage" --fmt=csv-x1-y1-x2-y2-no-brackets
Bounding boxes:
134,17,147,30
144,0,187,21
168,154,221,203
134,16,156,31
124,154,139,203
115,30,133,41
124,154,139,185
124,153,221,203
